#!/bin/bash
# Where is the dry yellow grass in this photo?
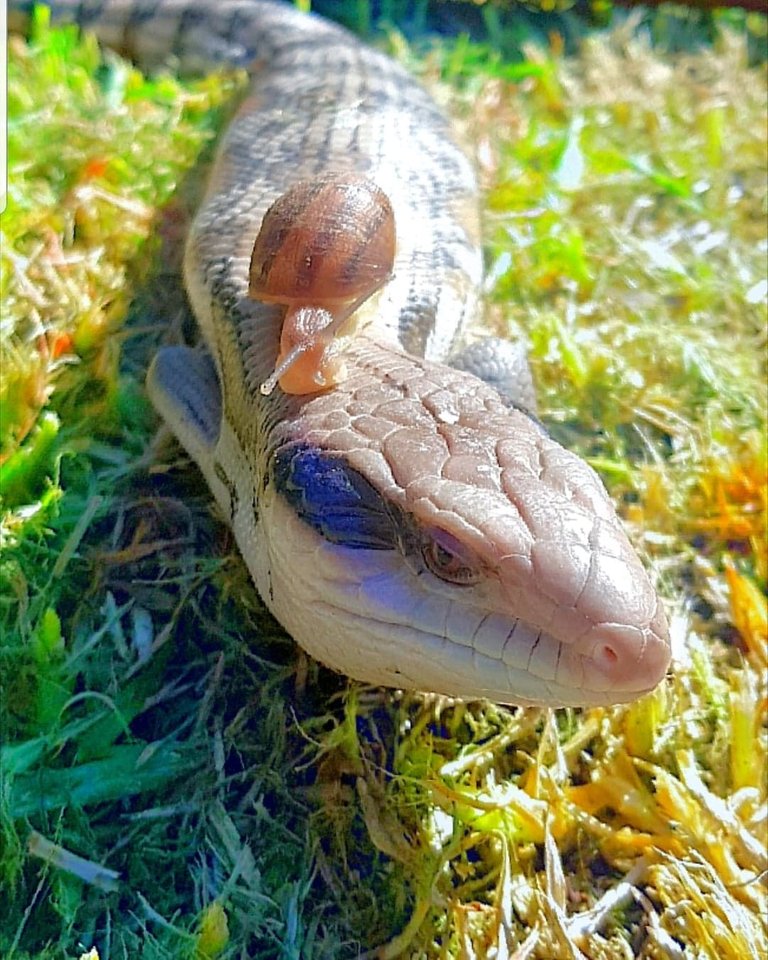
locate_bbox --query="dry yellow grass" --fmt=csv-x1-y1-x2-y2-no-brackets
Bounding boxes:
2,8,766,959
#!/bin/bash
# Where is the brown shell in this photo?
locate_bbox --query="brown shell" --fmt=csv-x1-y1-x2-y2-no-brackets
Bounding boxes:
249,173,396,307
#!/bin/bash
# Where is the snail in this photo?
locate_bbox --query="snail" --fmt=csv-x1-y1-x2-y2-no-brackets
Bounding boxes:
249,173,396,395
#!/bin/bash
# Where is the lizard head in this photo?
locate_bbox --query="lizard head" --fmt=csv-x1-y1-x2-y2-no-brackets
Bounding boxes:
265,338,671,706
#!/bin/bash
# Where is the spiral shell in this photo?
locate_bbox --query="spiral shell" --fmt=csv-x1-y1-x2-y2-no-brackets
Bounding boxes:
249,173,396,308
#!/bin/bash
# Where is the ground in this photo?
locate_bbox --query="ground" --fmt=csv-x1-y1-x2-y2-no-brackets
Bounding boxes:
1,4,766,958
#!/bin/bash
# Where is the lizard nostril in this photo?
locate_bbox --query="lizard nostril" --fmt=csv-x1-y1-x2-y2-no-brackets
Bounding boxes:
583,622,671,693
595,643,619,668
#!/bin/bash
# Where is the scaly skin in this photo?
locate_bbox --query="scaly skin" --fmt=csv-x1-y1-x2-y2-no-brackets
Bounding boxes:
12,0,671,705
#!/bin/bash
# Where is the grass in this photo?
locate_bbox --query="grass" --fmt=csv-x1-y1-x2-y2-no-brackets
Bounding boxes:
2,4,766,959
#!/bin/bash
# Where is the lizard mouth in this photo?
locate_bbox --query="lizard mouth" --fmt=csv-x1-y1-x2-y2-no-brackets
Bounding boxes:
302,601,664,707
259,490,670,707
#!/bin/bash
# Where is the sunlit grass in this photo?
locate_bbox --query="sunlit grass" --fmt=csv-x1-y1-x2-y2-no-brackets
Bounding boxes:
2,6,766,960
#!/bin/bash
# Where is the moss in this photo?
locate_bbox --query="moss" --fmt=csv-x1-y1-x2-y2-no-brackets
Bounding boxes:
2,5,766,958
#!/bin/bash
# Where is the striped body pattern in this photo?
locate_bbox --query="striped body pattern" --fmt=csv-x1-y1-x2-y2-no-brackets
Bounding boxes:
12,0,671,705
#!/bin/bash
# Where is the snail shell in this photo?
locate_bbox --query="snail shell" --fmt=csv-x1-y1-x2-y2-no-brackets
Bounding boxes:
250,173,396,307
249,173,396,395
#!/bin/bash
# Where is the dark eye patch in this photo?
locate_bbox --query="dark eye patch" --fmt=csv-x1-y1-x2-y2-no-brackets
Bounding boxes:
271,443,399,550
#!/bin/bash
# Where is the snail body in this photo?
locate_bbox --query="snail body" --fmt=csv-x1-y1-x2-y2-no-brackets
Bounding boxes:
249,173,396,395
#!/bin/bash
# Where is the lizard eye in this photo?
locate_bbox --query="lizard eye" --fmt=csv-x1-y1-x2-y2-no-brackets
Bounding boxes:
421,528,482,585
